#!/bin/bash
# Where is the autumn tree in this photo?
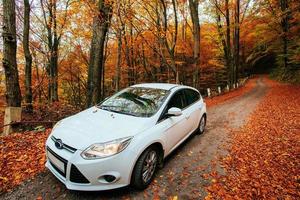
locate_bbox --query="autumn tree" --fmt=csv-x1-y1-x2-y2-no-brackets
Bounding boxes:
211,0,252,86
114,0,123,91
189,0,201,87
249,0,300,81
123,0,135,86
279,0,289,70
225,0,232,85
2,0,22,107
159,0,179,83
23,0,33,111
40,0,71,102
233,0,240,84
86,0,113,107
213,0,232,85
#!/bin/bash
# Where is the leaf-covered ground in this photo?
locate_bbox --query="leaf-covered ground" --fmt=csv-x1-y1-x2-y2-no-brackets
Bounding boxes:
206,79,300,199
0,130,51,193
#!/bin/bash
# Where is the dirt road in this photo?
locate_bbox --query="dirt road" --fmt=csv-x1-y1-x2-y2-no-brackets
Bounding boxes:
2,78,268,200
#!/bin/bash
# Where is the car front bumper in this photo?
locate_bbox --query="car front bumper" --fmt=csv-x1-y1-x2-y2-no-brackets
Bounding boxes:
45,139,136,191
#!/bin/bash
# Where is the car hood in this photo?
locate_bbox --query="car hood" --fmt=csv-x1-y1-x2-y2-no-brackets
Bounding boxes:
51,107,153,150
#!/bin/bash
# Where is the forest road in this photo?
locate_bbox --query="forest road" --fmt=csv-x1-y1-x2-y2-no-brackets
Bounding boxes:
2,77,267,200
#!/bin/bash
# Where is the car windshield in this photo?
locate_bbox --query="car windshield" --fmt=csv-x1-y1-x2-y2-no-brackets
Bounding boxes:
98,87,169,117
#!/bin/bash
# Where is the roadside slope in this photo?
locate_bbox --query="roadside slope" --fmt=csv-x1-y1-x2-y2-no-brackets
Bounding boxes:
206,80,300,199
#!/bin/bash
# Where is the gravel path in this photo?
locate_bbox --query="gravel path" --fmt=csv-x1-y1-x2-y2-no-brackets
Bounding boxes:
1,78,267,200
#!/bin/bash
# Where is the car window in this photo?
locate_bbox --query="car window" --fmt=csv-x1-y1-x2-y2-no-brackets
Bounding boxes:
184,89,200,106
166,91,185,110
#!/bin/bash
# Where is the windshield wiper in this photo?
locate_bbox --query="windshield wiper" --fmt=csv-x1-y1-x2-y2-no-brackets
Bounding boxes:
98,105,117,108
99,105,139,117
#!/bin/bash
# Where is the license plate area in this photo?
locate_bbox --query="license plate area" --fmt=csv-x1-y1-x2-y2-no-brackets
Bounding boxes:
47,149,66,175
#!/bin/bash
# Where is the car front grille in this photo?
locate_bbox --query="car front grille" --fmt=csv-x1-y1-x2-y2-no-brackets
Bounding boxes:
47,147,67,177
70,164,90,184
51,136,77,153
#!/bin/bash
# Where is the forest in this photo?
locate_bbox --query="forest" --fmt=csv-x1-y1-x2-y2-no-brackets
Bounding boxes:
1,0,300,199
1,0,299,111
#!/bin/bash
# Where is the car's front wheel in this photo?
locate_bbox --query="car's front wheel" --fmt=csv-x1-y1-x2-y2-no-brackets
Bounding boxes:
131,146,159,190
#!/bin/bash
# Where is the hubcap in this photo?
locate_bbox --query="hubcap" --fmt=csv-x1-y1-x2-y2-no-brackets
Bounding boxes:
199,117,205,133
142,150,157,183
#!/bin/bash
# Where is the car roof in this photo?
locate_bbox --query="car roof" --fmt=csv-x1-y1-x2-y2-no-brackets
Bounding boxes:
131,83,181,90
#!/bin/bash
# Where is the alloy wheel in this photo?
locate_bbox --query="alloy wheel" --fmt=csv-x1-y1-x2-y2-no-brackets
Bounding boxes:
142,150,158,183
199,116,206,133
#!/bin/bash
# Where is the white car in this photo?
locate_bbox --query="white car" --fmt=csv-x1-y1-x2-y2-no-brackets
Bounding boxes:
45,83,207,191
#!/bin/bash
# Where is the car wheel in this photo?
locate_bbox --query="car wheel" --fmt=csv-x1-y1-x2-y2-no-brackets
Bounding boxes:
131,146,159,190
198,115,206,134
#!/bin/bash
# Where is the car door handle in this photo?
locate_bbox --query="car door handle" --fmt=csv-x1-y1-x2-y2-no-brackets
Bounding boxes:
185,115,190,119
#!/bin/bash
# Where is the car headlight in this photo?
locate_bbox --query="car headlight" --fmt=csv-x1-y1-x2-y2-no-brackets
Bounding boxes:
81,137,133,159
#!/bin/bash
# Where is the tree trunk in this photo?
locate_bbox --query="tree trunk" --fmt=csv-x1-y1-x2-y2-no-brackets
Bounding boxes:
115,31,121,91
51,1,59,102
50,39,59,102
115,0,122,92
215,8,228,72
86,0,112,107
2,0,22,107
234,0,240,84
41,0,59,102
102,34,109,99
23,0,33,111
188,0,200,88
159,0,178,82
33,52,42,103
225,0,233,86
130,23,136,84
280,0,289,69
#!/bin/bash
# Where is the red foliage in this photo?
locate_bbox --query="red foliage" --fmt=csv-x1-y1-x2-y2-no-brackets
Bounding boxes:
0,129,51,193
206,80,300,199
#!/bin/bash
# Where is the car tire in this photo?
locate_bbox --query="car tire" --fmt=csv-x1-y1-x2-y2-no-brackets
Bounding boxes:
198,115,206,134
131,146,159,190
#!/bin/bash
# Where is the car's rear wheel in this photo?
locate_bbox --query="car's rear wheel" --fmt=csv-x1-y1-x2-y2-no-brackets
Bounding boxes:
198,115,206,134
131,146,159,190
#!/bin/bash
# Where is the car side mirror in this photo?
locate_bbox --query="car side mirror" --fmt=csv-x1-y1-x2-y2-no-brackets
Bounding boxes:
167,107,182,117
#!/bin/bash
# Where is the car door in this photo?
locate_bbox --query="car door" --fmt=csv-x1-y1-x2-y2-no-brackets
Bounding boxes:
183,89,202,132
158,90,191,154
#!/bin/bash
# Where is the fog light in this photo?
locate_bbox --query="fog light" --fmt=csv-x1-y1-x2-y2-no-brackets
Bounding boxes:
104,175,116,183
